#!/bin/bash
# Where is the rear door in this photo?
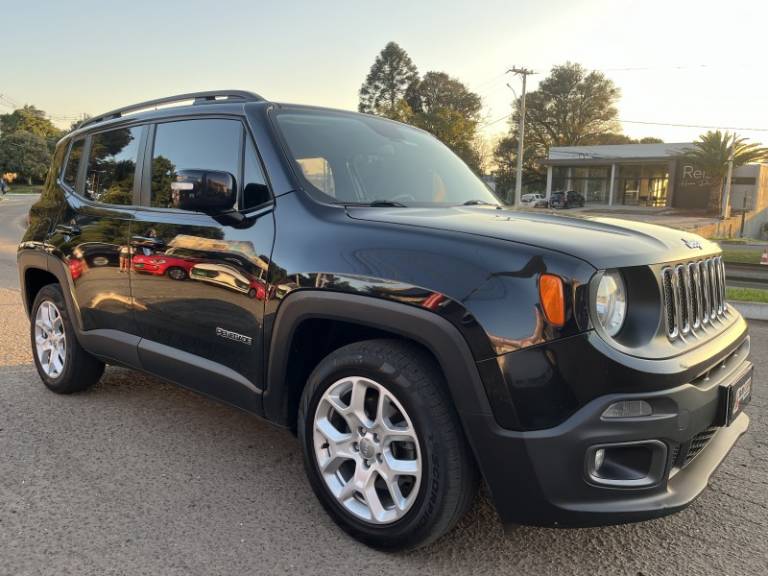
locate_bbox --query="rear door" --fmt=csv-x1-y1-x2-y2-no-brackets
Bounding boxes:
130,116,274,410
53,125,146,338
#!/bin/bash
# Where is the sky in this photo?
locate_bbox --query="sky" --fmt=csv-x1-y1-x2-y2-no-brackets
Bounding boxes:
3,0,768,145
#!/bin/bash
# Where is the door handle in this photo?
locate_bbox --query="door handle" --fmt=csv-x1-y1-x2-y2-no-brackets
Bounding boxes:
55,223,80,235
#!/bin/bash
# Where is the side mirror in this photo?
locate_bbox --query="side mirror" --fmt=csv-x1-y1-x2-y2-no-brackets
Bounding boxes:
170,169,236,213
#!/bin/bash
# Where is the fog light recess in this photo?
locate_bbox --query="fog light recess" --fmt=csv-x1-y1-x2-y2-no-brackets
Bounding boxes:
602,400,652,419
586,440,667,488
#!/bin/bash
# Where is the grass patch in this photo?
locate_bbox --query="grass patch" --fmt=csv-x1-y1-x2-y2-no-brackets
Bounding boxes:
5,184,42,194
721,249,764,264
711,236,751,244
727,287,768,303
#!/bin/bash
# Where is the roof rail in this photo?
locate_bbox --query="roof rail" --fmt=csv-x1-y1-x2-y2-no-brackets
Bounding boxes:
80,90,264,128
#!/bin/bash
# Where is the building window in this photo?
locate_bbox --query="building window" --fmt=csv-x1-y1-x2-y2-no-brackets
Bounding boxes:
552,166,609,204
617,164,669,207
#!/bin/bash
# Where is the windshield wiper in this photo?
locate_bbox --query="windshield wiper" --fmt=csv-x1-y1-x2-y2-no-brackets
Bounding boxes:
366,200,407,207
462,199,497,206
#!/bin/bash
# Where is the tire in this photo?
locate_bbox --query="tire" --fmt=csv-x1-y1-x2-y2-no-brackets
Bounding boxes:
166,267,187,281
298,339,477,551
30,284,104,394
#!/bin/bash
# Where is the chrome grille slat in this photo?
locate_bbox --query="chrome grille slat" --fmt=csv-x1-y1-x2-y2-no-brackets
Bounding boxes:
700,261,711,324
707,259,718,320
661,257,728,340
688,262,701,330
676,264,691,334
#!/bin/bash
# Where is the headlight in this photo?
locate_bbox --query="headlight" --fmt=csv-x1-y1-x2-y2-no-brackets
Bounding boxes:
595,270,627,337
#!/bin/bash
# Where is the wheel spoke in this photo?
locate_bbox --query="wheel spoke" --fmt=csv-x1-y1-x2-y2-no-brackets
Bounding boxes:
384,477,408,511
349,379,372,428
315,416,350,445
384,452,419,477
363,480,388,522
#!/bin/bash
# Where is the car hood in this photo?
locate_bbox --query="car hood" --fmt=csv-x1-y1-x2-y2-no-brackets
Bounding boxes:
346,206,721,269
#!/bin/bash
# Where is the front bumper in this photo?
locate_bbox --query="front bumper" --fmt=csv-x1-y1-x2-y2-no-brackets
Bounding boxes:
467,329,752,527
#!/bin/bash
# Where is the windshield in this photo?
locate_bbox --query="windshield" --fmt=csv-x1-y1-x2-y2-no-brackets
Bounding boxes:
275,109,500,206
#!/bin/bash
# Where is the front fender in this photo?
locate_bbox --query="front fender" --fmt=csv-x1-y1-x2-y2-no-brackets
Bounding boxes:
263,290,495,427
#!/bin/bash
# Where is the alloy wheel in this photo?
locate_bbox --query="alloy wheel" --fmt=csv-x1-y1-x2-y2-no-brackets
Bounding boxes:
312,376,422,525
34,301,67,378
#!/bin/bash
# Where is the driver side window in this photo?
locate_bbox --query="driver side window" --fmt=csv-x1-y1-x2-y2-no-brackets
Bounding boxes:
150,119,242,210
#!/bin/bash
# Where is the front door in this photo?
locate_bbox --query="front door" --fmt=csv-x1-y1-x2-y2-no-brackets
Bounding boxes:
130,117,274,410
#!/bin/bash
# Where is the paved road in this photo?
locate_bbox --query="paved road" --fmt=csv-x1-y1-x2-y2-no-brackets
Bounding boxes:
1,194,767,575
0,194,36,290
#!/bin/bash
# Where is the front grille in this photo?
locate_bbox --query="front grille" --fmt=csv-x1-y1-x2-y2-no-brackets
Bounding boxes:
662,256,727,340
670,426,719,471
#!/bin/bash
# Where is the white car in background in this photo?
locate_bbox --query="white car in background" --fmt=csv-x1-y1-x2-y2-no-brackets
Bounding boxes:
520,193,548,208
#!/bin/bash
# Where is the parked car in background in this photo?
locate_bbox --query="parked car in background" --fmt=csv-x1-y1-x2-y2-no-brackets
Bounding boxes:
520,193,546,207
550,190,585,209
132,249,197,280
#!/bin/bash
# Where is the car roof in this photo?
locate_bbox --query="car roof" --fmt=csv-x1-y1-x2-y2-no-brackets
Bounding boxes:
63,90,427,145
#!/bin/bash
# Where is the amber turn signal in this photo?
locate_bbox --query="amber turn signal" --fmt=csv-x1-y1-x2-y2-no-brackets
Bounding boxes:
539,274,566,326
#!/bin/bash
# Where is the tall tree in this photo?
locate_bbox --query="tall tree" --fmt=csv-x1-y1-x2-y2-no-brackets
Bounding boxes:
0,131,52,184
683,130,768,214
358,42,419,120
493,62,623,197
0,105,64,147
408,71,484,172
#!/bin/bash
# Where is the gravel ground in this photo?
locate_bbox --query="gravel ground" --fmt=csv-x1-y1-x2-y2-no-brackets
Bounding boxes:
1,195,766,575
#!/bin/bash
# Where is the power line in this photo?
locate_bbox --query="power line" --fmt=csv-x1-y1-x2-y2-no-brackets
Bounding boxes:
618,118,768,132
480,113,513,128
481,113,768,134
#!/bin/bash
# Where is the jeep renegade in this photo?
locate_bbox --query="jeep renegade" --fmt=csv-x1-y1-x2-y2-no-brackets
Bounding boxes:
18,90,753,550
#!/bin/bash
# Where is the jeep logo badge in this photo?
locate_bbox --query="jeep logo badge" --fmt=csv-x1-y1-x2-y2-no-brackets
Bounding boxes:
681,238,703,250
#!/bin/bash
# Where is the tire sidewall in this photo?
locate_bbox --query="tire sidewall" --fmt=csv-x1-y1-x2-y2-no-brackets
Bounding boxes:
30,285,78,391
299,351,448,548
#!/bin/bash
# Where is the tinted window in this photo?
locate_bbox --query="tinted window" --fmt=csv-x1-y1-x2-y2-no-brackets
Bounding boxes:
275,110,499,206
242,136,270,209
63,139,84,188
85,127,142,205
151,119,241,209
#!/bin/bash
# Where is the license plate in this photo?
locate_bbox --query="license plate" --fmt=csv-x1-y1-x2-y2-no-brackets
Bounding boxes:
722,367,753,426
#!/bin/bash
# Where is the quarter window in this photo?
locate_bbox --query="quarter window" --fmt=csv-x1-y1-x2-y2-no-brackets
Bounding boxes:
63,139,84,188
150,119,242,210
296,157,335,197
243,136,270,209
85,127,142,205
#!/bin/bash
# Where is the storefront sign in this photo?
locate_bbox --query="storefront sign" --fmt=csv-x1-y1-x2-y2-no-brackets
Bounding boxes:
674,160,712,209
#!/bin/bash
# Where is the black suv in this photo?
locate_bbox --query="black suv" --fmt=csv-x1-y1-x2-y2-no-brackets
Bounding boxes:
550,190,586,208
18,91,753,550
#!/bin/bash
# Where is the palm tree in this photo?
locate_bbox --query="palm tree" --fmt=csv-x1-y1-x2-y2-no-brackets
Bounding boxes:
683,130,768,214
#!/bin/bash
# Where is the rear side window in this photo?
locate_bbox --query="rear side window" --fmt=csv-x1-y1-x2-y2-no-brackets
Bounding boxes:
150,119,241,210
85,127,142,205
63,139,84,188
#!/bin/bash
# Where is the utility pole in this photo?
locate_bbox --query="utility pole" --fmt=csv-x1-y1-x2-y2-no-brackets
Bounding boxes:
507,67,535,206
722,132,736,219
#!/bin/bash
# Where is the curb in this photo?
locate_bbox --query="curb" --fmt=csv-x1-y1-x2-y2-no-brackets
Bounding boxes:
729,301,768,322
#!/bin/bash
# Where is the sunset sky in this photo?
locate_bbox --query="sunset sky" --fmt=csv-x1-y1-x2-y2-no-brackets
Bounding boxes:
4,0,767,145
